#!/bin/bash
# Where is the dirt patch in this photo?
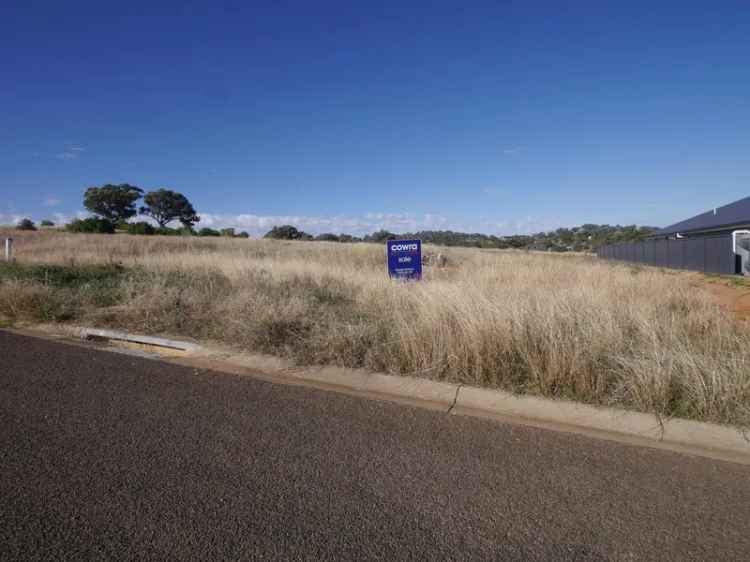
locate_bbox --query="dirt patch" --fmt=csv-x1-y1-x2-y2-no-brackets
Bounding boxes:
699,275,750,321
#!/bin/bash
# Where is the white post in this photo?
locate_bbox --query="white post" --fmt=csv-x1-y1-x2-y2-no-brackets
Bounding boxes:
732,230,750,276
4,238,12,262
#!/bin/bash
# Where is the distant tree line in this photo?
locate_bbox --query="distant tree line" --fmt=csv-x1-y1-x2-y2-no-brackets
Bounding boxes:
11,186,655,251
262,224,657,252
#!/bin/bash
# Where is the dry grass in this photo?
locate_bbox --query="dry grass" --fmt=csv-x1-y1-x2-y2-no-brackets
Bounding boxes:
2,229,750,428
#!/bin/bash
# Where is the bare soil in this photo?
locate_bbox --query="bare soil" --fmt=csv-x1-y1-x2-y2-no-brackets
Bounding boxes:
698,275,750,321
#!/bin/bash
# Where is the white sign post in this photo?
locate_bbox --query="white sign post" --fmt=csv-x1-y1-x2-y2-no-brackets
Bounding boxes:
4,238,12,262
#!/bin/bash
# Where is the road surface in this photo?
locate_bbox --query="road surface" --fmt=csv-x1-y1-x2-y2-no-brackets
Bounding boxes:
1,330,749,561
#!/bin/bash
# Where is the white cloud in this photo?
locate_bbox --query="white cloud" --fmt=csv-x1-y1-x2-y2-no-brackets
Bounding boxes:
0,213,26,226
51,211,87,224
0,208,556,238
194,211,549,237
55,152,79,160
195,212,461,237
54,146,86,160
0,211,87,226
198,213,366,236
478,216,555,235
503,147,523,155
43,197,62,207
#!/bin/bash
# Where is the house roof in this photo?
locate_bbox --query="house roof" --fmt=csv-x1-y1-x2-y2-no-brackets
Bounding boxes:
657,195,750,236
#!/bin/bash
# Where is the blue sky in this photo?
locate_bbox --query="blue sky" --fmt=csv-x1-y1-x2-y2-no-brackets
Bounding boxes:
1,1,748,235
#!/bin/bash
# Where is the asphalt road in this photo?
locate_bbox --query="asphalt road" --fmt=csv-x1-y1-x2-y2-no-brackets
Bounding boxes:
2,331,749,561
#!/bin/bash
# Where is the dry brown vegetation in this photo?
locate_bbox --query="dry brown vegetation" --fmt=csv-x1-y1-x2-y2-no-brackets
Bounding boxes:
2,229,750,428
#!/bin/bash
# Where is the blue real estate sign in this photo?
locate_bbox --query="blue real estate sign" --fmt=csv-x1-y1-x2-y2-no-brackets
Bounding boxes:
387,239,422,280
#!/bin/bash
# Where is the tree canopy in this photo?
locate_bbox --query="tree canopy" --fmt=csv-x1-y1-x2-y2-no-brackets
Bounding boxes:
139,189,199,228
364,230,397,243
16,218,37,231
83,184,143,224
315,233,340,242
264,225,312,240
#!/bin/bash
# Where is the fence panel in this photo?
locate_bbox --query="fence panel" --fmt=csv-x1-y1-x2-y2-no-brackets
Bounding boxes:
597,234,735,275
654,239,668,266
667,239,683,269
684,238,705,271
644,239,656,265
705,236,734,274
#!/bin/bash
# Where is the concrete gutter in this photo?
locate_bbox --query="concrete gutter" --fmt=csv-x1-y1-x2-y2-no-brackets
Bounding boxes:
167,348,750,466
173,354,460,413
14,326,750,466
453,386,750,466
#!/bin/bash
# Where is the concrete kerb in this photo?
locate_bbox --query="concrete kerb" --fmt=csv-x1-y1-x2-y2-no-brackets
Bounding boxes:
21,325,750,466
178,347,750,465
209,353,460,411
453,386,750,466
296,366,460,410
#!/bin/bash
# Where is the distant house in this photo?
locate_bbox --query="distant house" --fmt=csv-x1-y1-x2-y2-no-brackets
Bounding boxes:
655,196,750,239
598,196,750,275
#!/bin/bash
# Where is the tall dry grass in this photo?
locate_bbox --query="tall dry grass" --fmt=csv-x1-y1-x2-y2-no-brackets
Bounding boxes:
2,229,750,427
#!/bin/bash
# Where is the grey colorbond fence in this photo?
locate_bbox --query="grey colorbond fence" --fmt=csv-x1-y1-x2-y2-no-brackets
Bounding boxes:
596,234,737,275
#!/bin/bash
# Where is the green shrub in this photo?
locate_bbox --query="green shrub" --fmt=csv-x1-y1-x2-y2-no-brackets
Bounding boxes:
127,221,156,235
198,227,221,237
66,217,116,234
155,226,180,236
127,224,193,236
0,262,127,289
0,263,131,323
40,219,55,227
16,218,37,231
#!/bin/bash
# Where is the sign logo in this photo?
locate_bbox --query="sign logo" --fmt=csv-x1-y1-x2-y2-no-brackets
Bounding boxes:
387,239,422,280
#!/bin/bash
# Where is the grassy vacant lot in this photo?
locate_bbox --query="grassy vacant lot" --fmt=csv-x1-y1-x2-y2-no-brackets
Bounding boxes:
2,229,750,428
